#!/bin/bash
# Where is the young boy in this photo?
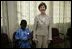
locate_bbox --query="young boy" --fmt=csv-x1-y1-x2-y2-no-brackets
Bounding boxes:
15,20,31,48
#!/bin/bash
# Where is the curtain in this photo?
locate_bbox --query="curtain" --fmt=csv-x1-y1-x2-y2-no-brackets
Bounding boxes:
17,1,52,31
17,1,71,33
17,1,71,34
1,1,71,40
1,1,9,34
53,1,71,34
1,1,18,40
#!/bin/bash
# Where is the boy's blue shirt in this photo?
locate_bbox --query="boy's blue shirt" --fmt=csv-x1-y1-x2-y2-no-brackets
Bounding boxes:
15,27,31,48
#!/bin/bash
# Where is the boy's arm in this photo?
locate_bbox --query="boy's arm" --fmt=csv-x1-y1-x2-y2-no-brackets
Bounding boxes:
15,32,21,40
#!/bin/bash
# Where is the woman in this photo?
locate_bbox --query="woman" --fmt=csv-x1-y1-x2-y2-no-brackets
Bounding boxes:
33,2,52,48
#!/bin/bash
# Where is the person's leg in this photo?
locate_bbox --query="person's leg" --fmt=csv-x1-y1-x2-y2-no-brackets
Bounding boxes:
42,36,48,48
36,35,42,48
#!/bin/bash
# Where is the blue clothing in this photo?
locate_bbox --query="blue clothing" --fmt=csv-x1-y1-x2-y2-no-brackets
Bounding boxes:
15,27,31,48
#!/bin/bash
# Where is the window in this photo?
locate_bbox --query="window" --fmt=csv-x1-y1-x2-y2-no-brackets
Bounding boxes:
53,1,71,24
17,1,71,26
17,1,50,27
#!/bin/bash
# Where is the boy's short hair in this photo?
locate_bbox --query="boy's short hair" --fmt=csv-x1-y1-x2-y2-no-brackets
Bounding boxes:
20,20,27,25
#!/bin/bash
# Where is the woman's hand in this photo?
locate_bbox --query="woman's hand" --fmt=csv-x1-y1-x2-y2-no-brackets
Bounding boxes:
33,38,38,44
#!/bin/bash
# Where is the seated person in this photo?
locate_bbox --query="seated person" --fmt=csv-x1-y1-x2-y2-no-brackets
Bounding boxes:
1,33,10,48
15,20,31,48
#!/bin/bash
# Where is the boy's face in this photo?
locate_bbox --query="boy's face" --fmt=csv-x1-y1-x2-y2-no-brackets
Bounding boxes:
21,23,27,30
